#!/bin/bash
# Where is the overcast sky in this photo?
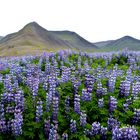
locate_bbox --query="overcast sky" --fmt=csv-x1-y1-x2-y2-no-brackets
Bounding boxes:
0,0,140,42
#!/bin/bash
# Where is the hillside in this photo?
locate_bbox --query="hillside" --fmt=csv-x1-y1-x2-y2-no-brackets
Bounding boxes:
0,36,3,40
0,22,97,56
51,31,98,50
94,36,140,51
94,40,113,48
1,22,140,56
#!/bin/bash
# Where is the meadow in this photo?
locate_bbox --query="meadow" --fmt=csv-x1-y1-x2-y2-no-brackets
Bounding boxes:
0,50,140,140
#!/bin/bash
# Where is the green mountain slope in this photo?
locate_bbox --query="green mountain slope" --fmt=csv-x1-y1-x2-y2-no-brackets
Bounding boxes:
0,22,97,56
94,36,140,51
0,36,3,40
51,31,98,50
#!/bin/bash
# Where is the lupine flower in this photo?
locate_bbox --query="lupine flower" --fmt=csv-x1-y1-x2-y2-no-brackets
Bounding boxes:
65,97,70,114
81,89,92,101
49,124,58,140
11,113,23,136
96,82,106,97
52,96,59,123
91,122,101,136
0,119,7,133
133,109,140,124
120,80,131,97
112,126,138,140
80,110,87,127
61,67,71,83
32,76,39,100
74,94,80,114
36,100,43,122
70,119,77,133
46,93,50,112
100,126,107,139
0,102,5,120
109,96,117,112
44,118,50,139
62,133,68,140
132,83,139,100
98,98,104,108
45,58,51,75
107,118,120,131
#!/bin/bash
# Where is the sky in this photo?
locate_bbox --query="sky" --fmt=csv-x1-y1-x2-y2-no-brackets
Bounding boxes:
0,0,140,42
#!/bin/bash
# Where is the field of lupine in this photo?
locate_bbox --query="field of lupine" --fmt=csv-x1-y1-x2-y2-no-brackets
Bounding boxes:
0,50,140,140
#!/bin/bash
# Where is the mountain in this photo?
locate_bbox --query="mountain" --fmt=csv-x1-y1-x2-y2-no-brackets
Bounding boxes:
50,31,98,50
94,40,113,48
0,36,3,40
0,22,97,56
94,36,140,51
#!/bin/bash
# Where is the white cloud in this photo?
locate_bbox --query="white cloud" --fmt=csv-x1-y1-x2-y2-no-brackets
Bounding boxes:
0,0,140,42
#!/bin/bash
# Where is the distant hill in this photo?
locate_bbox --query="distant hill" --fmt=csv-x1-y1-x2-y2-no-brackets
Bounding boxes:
94,36,140,51
94,40,113,48
1,22,140,56
0,22,97,56
51,31,98,50
0,36,3,40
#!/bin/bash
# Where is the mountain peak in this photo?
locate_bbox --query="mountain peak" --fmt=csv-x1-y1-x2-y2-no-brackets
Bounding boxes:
120,35,139,41
21,21,47,33
24,21,40,27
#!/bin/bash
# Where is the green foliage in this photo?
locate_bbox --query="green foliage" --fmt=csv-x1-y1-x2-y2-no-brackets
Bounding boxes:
41,61,46,71
31,58,39,64
0,68,10,75
110,54,128,65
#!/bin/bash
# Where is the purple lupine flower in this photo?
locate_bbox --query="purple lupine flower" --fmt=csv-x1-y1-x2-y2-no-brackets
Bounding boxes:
62,133,68,140
43,77,48,91
7,120,12,132
96,82,103,98
133,109,140,124
120,80,131,97
84,74,94,89
81,88,92,101
0,120,7,133
123,103,129,110
123,97,132,111
36,100,43,122
6,106,15,113
0,102,5,120
4,75,12,92
61,67,71,83
52,96,59,123
65,97,70,114
109,96,117,112
108,68,117,93
91,122,101,136
98,98,104,108
14,89,24,111
112,126,138,140
80,110,87,127
70,119,77,133
100,126,107,139
107,118,120,131
32,76,39,100
44,118,50,139
132,82,139,100
74,94,80,114
46,93,50,112
11,112,23,136
45,58,51,75
49,124,58,140
73,78,81,94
